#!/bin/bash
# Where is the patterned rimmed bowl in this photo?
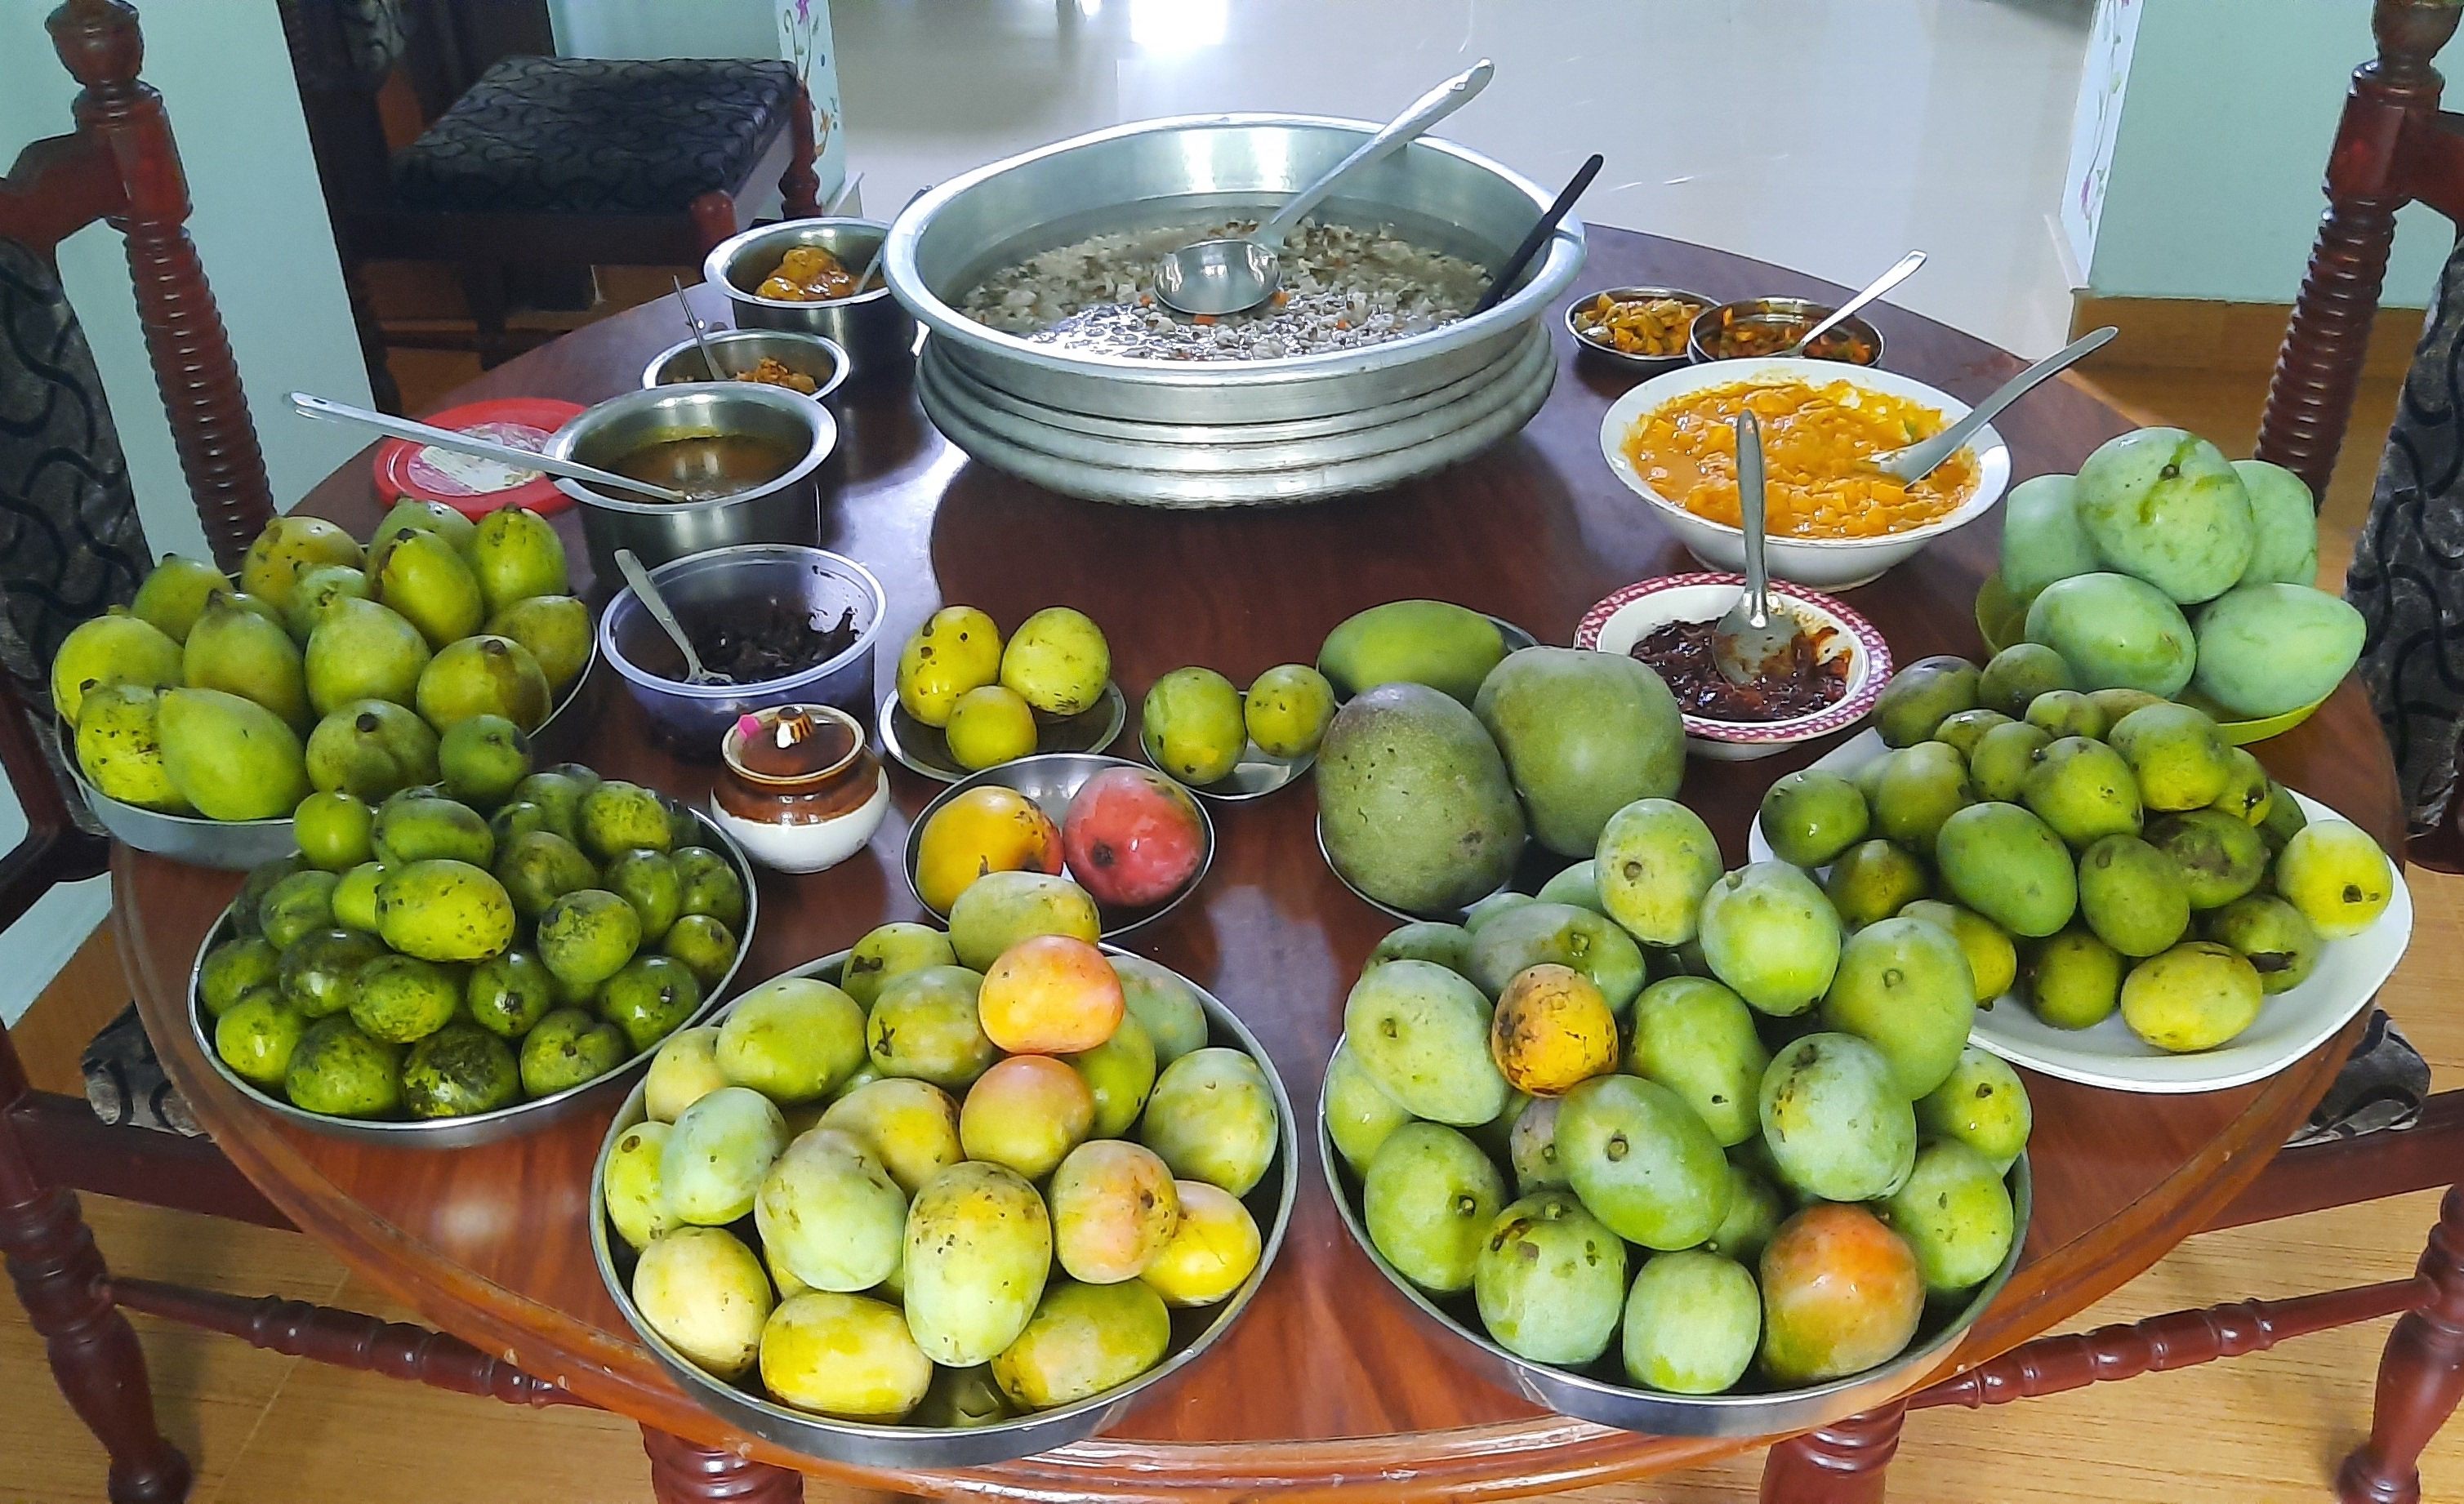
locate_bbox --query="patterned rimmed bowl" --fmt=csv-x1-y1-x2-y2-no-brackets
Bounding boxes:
1575,573,1891,760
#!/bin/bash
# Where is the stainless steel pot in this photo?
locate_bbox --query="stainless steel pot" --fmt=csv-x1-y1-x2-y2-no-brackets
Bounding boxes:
702,218,917,385
641,328,851,408
881,113,1585,427
550,382,837,578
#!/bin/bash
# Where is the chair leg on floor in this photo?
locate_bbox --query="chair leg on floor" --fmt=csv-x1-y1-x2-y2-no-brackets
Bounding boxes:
457,260,512,370
1760,1401,1904,1504
642,1425,803,1504
0,1179,191,1504
2337,1186,2464,1504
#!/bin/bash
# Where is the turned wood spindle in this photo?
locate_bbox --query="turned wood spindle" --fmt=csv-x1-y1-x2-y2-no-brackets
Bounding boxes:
1758,1402,1905,1504
641,1426,805,1504
2339,1186,2464,1504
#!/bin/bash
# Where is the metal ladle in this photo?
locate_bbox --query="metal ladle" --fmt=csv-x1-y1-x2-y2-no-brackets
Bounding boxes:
287,392,694,505
1152,60,1494,318
615,547,727,686
1712,410,1796,688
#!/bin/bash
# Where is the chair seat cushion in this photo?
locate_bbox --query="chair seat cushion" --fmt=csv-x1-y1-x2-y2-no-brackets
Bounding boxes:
394,56,800,216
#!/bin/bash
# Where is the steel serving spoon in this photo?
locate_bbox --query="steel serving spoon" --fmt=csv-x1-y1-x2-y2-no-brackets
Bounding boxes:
1871,326,2118,483
615,548,726,686
1713,410,1797,687
1784,249,1926,357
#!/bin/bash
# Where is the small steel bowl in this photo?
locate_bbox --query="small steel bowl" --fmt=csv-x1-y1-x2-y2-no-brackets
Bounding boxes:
903,752,1214,939
642,328,852,410
1688,296,1885,367
186,808,758,1146
1138,734,1313,803
78,639,599,870
590,944,1298,1468
1565,285,1712,376
705,218,917,387
1319,1067,2030,1438
876,683,1128,785
550,381,839,580
599,545,884,753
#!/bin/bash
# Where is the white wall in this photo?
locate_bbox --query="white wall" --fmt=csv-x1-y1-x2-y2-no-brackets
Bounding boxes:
2085,0,2451,308
0,0,372,1022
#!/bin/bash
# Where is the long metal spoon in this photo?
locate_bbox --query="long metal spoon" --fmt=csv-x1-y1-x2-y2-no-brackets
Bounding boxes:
1713,410,1795,688
1468,152,1601,318
1785,249,1926,358
1871,326,2119,482
673,275,729,380
1153,60,1494,317
852,186,929,296
287,392,695,505
615,548,726,686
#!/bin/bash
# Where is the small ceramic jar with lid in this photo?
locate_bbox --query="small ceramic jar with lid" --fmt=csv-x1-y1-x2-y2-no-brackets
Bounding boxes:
711,704,889,873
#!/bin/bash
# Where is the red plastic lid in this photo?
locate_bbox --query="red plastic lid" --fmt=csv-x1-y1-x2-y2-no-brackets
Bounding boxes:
372,398,587,519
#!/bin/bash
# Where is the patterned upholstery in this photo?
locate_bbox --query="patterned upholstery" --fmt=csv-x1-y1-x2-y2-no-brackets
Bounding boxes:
394,56,800,216
0,238,151,819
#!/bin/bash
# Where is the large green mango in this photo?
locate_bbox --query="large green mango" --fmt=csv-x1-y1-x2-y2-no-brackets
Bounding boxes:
1472,647,1682,857
2190,582,2363,719
157,687,310,820
1317,599,1508,705
2023,572,2195,697
1998,474,2100,603
2230,460,2320,587
1315,683,1525,915
2073,427,2254,603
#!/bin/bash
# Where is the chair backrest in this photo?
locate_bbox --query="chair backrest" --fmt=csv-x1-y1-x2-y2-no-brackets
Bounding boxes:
0,0,278,921
2257,0,2464,498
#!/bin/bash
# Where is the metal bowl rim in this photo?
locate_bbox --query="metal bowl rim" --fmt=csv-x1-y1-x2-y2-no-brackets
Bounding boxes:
183,805,760,1146
702,217,900,311
78,635,600,847
1686,296,1887,367
549,381,840,516
597,545,886,704
876,683,1128,785
1564,285,1714,368
899,751,1214,939
1315,1063,2033,1433
641,329,854,405
587,943,1299,1462
882,112,1585,384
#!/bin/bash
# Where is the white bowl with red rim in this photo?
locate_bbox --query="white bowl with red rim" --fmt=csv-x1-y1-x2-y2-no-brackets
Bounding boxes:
1575,572,1891,760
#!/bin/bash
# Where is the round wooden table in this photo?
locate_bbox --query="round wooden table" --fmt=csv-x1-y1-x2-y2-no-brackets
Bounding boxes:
118,227,2402,1502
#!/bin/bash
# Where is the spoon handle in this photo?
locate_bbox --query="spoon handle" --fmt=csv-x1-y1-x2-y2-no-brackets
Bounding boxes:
1884,326,2118,482
1737,410,1772,630
615,548,714,683
287,392,693,505
1789,249,1926,356
1255,60,1494,249
674,276,729,380
1470,152,1599,317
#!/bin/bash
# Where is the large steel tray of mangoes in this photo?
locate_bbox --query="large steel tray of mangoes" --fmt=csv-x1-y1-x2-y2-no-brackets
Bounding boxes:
1318,1066,2030,1439
80,637,600,870
184,799,755,1149
589,946,1299,1469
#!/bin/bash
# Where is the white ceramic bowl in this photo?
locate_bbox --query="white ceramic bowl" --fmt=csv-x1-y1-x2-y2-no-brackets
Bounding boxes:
1597,358,2012,590
1575,573,1891,760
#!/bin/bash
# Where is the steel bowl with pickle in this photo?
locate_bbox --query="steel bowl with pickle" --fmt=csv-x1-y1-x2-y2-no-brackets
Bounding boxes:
589,940,1296,1467
189,777,758,1148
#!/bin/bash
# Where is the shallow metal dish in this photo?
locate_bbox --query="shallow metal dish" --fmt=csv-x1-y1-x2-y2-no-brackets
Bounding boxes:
80,637,599,871
883,113,1584,427
1565,285,1712,376
185,807,756,1146
1319,1070,2030,1437
643,328,852,409
876,682,1126,785
1688,296,1885,368
590,945,1297,1468
1137,736,1312,804
902,752,1212,939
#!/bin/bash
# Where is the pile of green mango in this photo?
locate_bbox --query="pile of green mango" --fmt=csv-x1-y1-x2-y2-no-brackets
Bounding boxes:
602,906,1277,1426
56,499,590,823
202,740,747,1124
1996,430,2362,720
1775,648,2399,1052
1333,815,2031,1394
1311,600,1686,914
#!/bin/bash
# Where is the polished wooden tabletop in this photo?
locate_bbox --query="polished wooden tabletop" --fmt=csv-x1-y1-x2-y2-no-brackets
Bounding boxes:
118,227,2402,1502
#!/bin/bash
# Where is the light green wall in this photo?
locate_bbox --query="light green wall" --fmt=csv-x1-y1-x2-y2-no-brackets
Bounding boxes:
2089,0,2452,308
0,0,371,1021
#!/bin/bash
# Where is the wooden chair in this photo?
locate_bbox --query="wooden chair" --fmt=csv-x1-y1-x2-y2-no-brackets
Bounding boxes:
275,0,823,396
2,7,586,1501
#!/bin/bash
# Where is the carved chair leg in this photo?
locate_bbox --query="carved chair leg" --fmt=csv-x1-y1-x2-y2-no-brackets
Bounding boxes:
0,1155,190,1504
1760,1402,1905,1504
781,83,822,220
642,1425,804,1504
457,260,512,371
2338,1186,2464,1504
690,189,742,256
